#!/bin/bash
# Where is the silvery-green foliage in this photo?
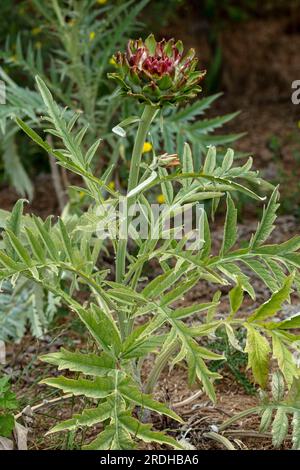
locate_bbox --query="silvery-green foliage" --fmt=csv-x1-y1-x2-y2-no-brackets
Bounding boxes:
0,278,60,343
0,0,149,196
0,77,300,449
152,93,244,170
0,201,60,343
221,372,300,449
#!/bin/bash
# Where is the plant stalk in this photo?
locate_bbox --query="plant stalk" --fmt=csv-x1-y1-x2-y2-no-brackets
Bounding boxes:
115,105,157,339
218,406,260,431
128,105,157,192
116,105,157,285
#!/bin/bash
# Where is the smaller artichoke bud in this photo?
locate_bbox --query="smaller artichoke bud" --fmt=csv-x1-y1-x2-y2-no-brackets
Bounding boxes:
158,153,181,168
108,34,206,107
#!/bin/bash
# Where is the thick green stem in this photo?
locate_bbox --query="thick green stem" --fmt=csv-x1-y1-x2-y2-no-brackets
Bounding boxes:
128,105,157,192
115,105,157,339
116,105,157,285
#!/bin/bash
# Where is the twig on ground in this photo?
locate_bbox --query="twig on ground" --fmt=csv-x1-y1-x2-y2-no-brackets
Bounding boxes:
173,390,204,409
203,431,236,450
15,394,73,420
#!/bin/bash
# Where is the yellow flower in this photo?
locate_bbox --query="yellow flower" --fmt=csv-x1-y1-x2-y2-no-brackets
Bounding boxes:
142,142,152,154
97,0,107,4
109,56,116,66
108,181,115,190
35,41,42,49
297,120,300,129
156,194,165,204
31,27,41,36
89,31,96,41
79,191,85,199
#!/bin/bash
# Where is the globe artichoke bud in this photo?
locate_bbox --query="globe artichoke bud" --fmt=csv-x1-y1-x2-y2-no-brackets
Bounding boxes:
108,34,206,107
158,153,181,168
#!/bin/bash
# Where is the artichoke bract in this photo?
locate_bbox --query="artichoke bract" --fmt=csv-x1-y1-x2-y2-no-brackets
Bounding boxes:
108,34,206,107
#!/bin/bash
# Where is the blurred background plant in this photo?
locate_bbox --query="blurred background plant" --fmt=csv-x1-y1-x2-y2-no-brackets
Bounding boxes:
0,0,149,201
0,0,243,206
0,279,60,343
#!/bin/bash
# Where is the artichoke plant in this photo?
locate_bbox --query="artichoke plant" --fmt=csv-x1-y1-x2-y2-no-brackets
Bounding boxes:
108,34,206,106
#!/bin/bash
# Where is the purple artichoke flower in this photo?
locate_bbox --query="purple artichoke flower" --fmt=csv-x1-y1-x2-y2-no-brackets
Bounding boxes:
108,34,206,107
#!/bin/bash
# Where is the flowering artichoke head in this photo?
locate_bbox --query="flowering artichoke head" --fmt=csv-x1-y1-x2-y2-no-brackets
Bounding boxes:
108,34,206,107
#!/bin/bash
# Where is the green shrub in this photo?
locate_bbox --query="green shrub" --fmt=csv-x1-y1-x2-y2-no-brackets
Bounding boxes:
1,35,300,449
0,375,18,438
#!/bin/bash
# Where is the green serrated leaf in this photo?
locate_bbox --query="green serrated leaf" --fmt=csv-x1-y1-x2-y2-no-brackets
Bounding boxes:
229,281,244,317
74,304,122,358
119,414,183,449
272,408,288,447
248,273,294,323
47,401,112,434
83,424,133,450
271,371,285,401
292,411,300,450
245,325,270,388
40,348,115,377
182,143,194,188
272,333,299,388
40,376,115,399
203,146,216,174
220,193,237,256
251,187,279,248
259,407,273,433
